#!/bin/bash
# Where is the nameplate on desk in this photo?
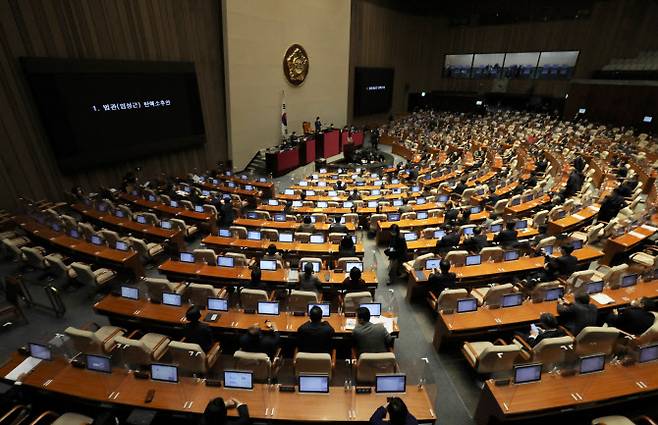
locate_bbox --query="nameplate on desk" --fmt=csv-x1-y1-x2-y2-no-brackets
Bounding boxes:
355,387,372,394
243,309,256,314
205,379,222,387
641,224,658,232
279,385,295,392
629,231,646,239
572,214,585,220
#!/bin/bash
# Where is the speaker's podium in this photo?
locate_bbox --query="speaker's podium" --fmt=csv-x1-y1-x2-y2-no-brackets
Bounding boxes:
316,129,340,158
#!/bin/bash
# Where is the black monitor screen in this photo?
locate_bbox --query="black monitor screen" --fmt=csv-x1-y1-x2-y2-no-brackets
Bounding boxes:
21,58,205,173
354,67,394,116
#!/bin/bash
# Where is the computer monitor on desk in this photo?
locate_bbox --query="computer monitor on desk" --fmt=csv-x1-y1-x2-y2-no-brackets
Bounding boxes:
360,303,381,317
299,374,330,393
639,343,658,363
621,274,638,288
375,374,406,393
513,363,542,384
308,303,330,317
504,250,519,261
404,233,418,241
120,286,139,300
29,342,52,361
218,228,231,237
586,281,604,294
544,287,564,301
456,298,478,313
86,354,111,373
317,201,328,208
151,364,178,383
490,224,502,233
217,256,235,268
579,354,605,374
515,220,528,230
466,254,481,266
345,261,363,272
257,301,279,315
502,293,524,308
247,230,261,240
279,232,293,243
179,252,195,263
259,260,277,271
162,292,182,307
300,261,321,273
417,211,428,220
208,297,229,311
310,234,325,244
425,259,440,270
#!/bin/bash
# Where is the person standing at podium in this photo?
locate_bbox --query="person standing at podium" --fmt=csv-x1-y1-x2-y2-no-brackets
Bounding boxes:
315,116,322,133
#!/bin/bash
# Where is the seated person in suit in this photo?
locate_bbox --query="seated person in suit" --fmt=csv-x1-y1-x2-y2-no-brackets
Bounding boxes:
606,297,656,336
343,267,366,292
557,293,598,336
338,234,356,257
239,322,280,358
494,221,518,248
463,226,488,253
298,216,316,233
245,267,267,291
523,313,566,347
458,208,472,226
184,305,214,352
297,305,335,353
369,397,418,425
530,225,549,251
329,219,349,234
427,259,457,296
546,244,578,277
347,189,361,201
298,262,322,293
443,201,459,223
262,244,283,262
435,225,460,254
353,306,394,356
452,177,468,196
200,397,250,425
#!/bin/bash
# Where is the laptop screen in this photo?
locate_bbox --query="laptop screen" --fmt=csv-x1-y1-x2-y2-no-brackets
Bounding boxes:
180,252,195,263
371,190,381,196
162,292,182,307
217,256,234,267
208,297,229,311
86,354,111,373
360,303,381,317
137,216,147,224
513,364,542,384
147,195,157,202
579,354,605,374
268,199,279,206
273,214,286,222
259,260,277,271
544,287,564,301
502,293,524,308
515,220,528,230
456,298,478,313
367,201,378,208
29,342,52,361
438,195,449,202
247,231,261,240
345,262,364,272
470,206,481,214
307,303,330,317
343,202,353,208
298,374,330,393
465,255,481,266
417,212,428,220
621,274,638,288
586,281,604,294
387,213,400,222
257,301,280,315
218,228,231,237
300,261,321,273
504,250,519,261
160,221,172,230
404,233,418,241
317,201,328,208
571,240,583,250
541,246,554,256
115,241,129,251
425,259,441,270
151,364,178,383
639,343,658,363
327,191,337,197
284,189,295,195
90,235,103,246
115,210,125,218
375,374,406,393
292,201,303,207
416,197,427,205
279,233,294,243
463,227,474,236
310,234,325,244
246,212,258,219
120,286,139,300
245,185,254,191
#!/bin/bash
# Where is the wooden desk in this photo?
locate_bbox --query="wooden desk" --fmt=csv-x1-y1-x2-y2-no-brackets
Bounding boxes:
93,295,399,336
70,203,185,251
504,195,551,216
405,228,539,252
407,246,604,298
197,181,262,199
119,194,216,233
210,174,275,197
15,216,143,276
158,261,378,288
474,360,658,425
0,354,435,423
232,218,356,233
433,279,658,350
547,205,600,236
601,224,658,265
202,235,365,257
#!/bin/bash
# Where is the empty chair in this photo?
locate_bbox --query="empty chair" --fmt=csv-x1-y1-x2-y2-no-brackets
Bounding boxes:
129,237,164,263
472,283,517,307
30,411,94,425
203,204,218,217
59,214,78,231
179,199,194,210
343,291,373,314
422,227,437,239
1,236,31,259
168,340,221,376
535,236,556,250
336,257,361,271
591,263,629,289
69,262,116,288
193,248,217,265
170,218,198,238
294,351,333,379
530,281,562,303
261,228,279,241
513,335,574,370
462,340,522,374
591,416,657,425
571,223,604,244
288,290,320,312
369,214,386,232
43,253,77,280
295,232,311,243
100,229,126,246
533,210,549,227
226,252,249,267
144,277,185,303
444,250,468,267
159,194,171,204
65,325,125,355
480,247,503,262
117,205,133,218
573,326,620,356
240,288,271,310
233,350,277,382
629,249,658,273
461,188,475,204
20,246,47,269
328,232,346,244
355,352,398,384
548,206,565,221
342,213,358,225
114,333,171,368
311,213,327,223
493,199,509,215
229,226,248,239
400,212,416,221
403,253,435,273
77,222,95,240
184,283,226,306
428,288,469,313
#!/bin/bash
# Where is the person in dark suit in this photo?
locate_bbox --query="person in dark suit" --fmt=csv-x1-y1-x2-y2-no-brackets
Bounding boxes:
597,189,625,223
557,293,598,336
494,221,518,248
452,177,468,196
184,305,214,352
386,224,408,285
352,307,394,356
200,397,250,425
297,306,335,353
547,244,578,277
427,259,457,296
298,216,316,233
314,116,322,133
463,226,488,253
245,267,267,291
443,201,460,223
523,313,566,347
338,234,356,258
239,322,280,357
436,226,461,254
342,267,366,292
562,169,584,198
298,262,322,293
606,297,655,336
219,198,235,227
369,397,418,425
329,220,349,234
347,189,361,201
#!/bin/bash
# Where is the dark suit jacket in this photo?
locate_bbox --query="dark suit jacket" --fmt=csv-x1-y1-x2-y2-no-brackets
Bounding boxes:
353,321,393,356
369,406,418,425
239,331,280,357
607,307,655,336
527,328,566,347
428,272,456,295
298,274,322,293
494,229,518,247
438,232,460,250
329,223,350,234
551,254,578,277
200,403,250,425
184,322,213,352
297,321,335,353
464,235,488,253
557,302,598,335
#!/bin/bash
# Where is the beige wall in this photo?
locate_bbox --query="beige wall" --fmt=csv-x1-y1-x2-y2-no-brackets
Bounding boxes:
223,0,351,170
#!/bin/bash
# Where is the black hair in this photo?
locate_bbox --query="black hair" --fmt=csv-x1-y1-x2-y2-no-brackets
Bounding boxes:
357,306,370,322
349,267,362,281
303,262,314,275
387,397,409,425
267,244,277,256
575,293,590,304
186,305,201,323
309,305,323,322
200,398,227,425
539,312,558,329
251,267,262,282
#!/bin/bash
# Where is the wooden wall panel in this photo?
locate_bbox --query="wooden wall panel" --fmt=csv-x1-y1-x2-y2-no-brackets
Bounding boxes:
349,0,658,121
0,0,228,211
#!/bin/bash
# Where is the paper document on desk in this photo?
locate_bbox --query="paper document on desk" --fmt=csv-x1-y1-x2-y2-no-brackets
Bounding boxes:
629,231,646,239
641,224,658,232
345,318,357,330
4,357,41,381
589,206,600,212
572,214,585,220
371,316,396,333
591,293,615,305
287,270,299,282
